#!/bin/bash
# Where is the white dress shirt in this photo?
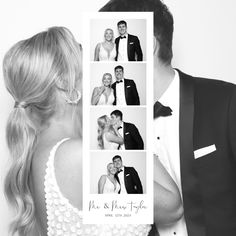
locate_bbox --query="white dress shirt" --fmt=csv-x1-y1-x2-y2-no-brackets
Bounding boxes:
118,166,127,194
116,80,127,105
154,70,188,236
117,33,128,61
118,122,125,150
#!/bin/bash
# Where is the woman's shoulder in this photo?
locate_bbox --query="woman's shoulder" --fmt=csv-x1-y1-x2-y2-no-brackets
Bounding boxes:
95,42,102,49
33,137,81,162
33,138,82,180
93,86,100,91
54,138,82,171
93,86,102,93
54,138,82,208
31,138,82,231
99,175,107,182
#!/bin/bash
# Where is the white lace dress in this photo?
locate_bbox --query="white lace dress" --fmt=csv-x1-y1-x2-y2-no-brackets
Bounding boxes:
44,138,151,236
99,43,116,61
103,133,119,150
97,92,115,105
103,176,121,194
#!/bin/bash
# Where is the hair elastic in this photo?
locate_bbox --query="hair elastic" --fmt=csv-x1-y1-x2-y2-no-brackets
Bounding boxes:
14,101,28,109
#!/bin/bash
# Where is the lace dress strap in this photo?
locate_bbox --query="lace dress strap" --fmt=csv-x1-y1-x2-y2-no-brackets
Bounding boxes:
48,138,69,160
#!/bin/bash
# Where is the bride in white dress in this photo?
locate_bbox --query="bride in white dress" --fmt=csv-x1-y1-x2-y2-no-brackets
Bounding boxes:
94,28,116,61
97,115,123,150
98,163,121,194
91,73,115,105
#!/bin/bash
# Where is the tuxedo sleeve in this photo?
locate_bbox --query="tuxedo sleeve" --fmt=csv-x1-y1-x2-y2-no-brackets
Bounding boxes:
131,167,143,193
134,36,143,61
228,85,236,161
130,123,144,149
130,80,140,105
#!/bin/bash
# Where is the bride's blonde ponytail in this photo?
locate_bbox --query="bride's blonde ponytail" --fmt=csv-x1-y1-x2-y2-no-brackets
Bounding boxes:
5,107,37,235
3,26,82,235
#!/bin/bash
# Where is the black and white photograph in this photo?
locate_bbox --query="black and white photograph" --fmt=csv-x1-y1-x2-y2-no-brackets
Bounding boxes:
90,63,146,105
90,107,146,150
83,11,152,225
1,0,236,235
90,152,146,194
90,18,146,61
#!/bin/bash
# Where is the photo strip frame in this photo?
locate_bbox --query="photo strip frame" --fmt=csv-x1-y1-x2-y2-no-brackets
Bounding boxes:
82,12,153,224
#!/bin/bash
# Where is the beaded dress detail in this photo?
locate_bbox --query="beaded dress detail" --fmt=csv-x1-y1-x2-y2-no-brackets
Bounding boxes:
44,138,151,236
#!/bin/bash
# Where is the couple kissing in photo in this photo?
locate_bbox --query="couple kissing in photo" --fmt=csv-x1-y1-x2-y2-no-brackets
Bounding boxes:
97,109,144,150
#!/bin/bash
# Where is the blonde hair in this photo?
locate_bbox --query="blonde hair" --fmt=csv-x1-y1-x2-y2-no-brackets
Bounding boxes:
102,73,112,87
97,115,115,149
104,28,114,41
107,162,116,175
3,26,82,235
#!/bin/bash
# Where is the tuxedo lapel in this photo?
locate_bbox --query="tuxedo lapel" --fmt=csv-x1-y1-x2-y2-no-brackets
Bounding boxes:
123,122,127,139
123,166,128,192
178,70,206,236
124,79,128,103
116,37,120,60
115,173,120,184
127,34,131,60
115,172,121,194
112,83,117,105
123,122,127,149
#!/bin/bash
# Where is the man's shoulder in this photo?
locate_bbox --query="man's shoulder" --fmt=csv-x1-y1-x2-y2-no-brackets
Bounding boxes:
177,69,236,94
124,121,135,127
124,78,135,83
128,34,139,40
125,166,135,171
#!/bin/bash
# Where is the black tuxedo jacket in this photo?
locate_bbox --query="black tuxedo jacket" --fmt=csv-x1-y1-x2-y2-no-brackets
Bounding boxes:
115,34,143,61
115,166,143,194
154,69,236,236
111,78,140,105
123,122,144,150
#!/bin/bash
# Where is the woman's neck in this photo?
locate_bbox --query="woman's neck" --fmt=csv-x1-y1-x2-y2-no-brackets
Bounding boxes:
104,86,111,91
104,40,113,44
108,173,115,178
39,110,80,142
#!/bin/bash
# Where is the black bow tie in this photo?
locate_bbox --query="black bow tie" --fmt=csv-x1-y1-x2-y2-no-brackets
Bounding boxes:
116,80,123,84
154,101,172,119
120,36,126,39
117,169,123,173
118,126,122,130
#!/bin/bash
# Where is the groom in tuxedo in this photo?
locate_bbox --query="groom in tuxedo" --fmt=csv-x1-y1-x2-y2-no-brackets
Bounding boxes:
115,20,143,61
110,109,144,150
112,155,143,194
112,65,140,105
101,1,236,236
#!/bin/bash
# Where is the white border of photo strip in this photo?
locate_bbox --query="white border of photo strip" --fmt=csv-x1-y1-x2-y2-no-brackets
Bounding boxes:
82,12,153,224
